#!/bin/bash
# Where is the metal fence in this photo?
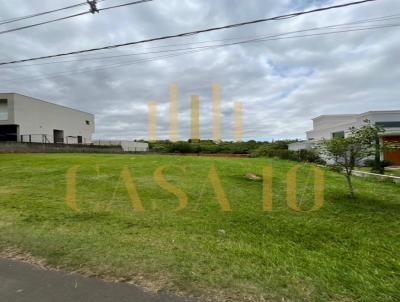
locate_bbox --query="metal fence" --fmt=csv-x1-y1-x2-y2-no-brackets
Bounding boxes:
15,136,148,152
20,134,52,144
19,134,89,145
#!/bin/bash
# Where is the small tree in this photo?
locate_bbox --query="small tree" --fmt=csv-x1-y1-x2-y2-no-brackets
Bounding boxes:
319,122,384,198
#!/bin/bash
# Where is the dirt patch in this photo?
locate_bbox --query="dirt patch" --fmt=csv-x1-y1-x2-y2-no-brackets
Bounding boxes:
244,173,262,181
165,153,248,158
0,248,49,270
0,186,21,194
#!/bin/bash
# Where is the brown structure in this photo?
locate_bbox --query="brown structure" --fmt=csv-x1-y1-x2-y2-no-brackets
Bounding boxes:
383,136,400,165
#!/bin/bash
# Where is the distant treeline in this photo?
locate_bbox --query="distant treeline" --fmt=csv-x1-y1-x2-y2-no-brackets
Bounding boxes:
143,140,324,164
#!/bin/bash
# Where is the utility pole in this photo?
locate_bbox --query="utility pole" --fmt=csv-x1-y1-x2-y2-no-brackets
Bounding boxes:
87,0,99,14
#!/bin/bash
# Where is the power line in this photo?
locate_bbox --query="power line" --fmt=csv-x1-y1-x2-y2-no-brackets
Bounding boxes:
0,11,89,35
0,0,379,66
0,2,87,25
2,22,398,84
47,12,400,60
98,0,152,12
2,49,205,85
0,0,153,36
0,0,111,25
4,14,400,69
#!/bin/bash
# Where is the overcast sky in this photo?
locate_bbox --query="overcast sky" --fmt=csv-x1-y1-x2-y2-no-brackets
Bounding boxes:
0,0,399,141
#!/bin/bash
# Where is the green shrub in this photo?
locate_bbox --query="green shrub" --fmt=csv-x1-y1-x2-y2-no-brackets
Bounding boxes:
251,147,325,164
167,142,193,153
364,159,392,168
149,140,299,155
297,149,325,164
364,159,392,174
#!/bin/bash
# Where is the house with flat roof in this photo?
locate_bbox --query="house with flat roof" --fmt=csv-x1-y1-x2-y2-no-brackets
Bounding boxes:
0,93,95,144
289,111,400,165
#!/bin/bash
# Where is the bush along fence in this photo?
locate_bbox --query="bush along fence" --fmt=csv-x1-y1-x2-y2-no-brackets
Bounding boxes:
148,140,325,164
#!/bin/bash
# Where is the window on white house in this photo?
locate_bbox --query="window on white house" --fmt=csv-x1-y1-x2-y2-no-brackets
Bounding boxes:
85,120,90,125
0,99,8,120
332,131,345,138
376,121,400,128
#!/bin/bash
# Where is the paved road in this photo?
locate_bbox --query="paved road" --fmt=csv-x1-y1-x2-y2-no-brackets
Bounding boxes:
0,258,196,302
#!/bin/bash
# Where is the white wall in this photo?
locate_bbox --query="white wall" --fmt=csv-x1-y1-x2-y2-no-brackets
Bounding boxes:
306,111,400,140
120,141,148,152
312,115,357,130
1,93,95,143
288,141,315,151
307,115,357,140
361,111,400,123
92,140,149,152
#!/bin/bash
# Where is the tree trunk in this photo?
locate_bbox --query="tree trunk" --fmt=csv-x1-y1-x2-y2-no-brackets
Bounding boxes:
374,136,384,174
345,173,354,198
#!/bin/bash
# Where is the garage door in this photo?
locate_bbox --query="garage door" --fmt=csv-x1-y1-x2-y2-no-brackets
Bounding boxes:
383,136,400,165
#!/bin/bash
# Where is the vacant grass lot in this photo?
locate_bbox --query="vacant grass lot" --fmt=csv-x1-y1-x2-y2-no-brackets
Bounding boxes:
0,153,399,301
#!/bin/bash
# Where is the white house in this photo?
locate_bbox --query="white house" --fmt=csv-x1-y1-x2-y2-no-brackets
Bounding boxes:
289,111,400,165
0,93,95,144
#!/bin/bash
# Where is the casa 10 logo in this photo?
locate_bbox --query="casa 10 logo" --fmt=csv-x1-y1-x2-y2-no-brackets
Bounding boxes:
65,164,324,213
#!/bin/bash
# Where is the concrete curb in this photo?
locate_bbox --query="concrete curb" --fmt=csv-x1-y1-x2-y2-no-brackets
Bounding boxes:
353,170,400,183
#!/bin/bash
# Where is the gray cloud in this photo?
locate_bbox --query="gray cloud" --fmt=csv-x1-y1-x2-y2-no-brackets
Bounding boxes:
0,0,399,141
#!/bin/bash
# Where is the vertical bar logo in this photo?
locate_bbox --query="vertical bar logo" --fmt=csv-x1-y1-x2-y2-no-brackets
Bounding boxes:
169,84,178,142
234,101,242,142
212,84,221,143
148,101,157,142
148,83,242,142
191,95,200,142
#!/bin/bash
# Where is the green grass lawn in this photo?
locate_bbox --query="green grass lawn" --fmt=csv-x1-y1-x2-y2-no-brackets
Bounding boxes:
387,169,400,177
0,153,399,301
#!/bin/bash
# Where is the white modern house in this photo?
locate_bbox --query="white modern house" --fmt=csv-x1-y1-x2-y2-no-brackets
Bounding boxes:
0,93,95,144
0,92,149,152
289,111,400,165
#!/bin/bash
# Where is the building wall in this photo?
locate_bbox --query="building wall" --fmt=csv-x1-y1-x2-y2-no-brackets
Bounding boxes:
295,111,400,165
288,141,315,151
360,111,400,124
307,112,400,140
312,115,357,130
307,121,354,140
0,142,123,153
360,111,400,137
92,140,149,152
307,115,357,140
0,93,95,143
